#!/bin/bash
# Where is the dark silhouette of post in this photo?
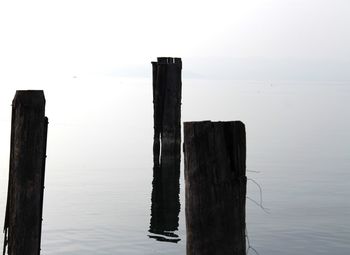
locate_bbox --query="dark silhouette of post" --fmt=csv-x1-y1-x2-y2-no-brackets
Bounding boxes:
149,57,182,242
152,57,182,168
184,121,246,255
3,91,48,255
148,165,181,243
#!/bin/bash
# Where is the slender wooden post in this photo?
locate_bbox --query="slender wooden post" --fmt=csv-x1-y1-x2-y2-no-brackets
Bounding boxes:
184,121,246,255
149,57,182,242
152,57,182,168
3,91,48,255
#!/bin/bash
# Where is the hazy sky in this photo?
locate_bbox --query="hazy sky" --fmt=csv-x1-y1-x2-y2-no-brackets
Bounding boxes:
0,0,350,81
1,3,350,253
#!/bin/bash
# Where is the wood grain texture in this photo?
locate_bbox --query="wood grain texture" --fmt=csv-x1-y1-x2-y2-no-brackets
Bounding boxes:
152,57,182,169
3,91,48,255
184,121,246,255
149,58,182,242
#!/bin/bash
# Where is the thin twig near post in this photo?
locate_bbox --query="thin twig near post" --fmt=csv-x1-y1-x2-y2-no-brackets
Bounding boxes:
3,90,48,255
184,121,247,255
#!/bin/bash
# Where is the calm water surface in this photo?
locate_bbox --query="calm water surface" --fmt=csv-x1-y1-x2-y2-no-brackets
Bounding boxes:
0,77,349,254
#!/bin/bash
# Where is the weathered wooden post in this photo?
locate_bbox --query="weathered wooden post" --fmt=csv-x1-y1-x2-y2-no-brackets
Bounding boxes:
3,91,48,255
184,121,246,255
149,57,182,242
152,57,182,168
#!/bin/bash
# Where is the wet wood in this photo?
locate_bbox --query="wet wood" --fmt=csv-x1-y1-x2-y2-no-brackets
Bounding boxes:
152,57,182,169
3,91,48,255
184,121,246,255
149,57,182,242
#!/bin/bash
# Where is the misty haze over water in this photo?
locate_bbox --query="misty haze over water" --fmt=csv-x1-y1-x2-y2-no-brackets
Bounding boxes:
1,0,350,253
0,77,349,254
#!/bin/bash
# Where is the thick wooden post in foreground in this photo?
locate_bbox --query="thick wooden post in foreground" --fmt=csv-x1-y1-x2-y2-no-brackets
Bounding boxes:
3,91,48,255
184,121,246,255
149,57,182,242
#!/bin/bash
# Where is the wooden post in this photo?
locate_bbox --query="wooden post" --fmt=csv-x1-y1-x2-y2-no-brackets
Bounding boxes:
152,57,182,168
184,121,246,255
149,57,182,242
3,91,48,255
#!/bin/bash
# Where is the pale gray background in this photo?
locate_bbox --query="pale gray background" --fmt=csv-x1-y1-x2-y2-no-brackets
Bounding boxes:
1,0,350,254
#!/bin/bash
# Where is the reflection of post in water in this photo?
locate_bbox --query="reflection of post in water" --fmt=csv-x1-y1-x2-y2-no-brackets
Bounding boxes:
149,165,180,242
149,57,182,243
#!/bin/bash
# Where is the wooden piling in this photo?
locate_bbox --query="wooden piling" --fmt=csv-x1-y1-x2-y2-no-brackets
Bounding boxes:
3,91,48,255
152,57,182,169
149,57,182,242
184,121,246,255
